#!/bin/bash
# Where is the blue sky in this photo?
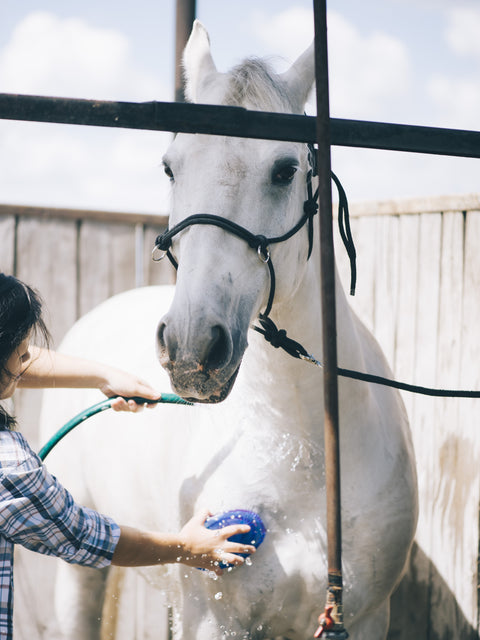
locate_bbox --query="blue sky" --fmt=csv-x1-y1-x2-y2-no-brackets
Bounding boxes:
1,1,479,212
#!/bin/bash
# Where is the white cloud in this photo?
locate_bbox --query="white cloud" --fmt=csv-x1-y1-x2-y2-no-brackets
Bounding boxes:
252,6,314,65
425,6,480,130
252,7,411,121
327,11,411,120
428,74,480,130
445,6,480,59
0,12,171,213
0,11,166,101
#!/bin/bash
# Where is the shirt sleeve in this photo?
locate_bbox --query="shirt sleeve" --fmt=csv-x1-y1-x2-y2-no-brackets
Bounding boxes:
0,432,120,568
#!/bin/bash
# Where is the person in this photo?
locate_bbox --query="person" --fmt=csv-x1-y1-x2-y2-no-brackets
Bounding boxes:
0,273,254,638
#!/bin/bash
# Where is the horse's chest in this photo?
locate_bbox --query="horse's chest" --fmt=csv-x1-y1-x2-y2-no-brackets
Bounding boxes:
182,421,325,514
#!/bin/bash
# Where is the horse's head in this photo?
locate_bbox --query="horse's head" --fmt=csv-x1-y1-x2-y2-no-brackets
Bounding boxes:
156,21,315,402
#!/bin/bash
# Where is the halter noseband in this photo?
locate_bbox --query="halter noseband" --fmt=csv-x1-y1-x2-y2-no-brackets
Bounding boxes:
152,146,356,361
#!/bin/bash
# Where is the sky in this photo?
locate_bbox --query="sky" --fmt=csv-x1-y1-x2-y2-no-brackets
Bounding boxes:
0,0,479,214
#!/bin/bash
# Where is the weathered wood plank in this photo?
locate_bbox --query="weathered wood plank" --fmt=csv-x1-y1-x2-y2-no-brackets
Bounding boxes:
0,215,16,273
388,212,442,640
393,213,420,420
15,216,78,346
78,220,112,317
456,209,480,633
372,214,400,366
78,220,145,317
427,210,471,637
109,223,137,296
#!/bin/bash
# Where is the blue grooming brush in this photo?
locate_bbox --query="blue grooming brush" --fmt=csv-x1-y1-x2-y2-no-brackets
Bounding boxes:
204,509,266,569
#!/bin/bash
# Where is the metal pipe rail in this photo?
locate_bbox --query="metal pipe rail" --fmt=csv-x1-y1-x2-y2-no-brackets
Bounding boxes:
1,92,480,158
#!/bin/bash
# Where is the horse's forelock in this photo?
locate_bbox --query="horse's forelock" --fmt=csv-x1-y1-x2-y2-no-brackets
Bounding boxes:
222,57,292,112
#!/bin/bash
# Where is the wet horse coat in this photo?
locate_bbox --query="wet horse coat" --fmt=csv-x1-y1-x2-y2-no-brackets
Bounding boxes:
40,21,417,640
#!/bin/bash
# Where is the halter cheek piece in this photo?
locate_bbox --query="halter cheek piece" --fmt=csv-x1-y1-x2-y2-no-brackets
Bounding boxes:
152,144,356,361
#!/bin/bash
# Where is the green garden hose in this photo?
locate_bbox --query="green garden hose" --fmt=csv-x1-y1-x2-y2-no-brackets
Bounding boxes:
38,393,193,461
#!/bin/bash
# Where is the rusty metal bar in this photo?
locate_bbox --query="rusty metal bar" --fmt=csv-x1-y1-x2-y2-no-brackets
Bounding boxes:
1,93,480,158
174,0,196,102
313,1,347,638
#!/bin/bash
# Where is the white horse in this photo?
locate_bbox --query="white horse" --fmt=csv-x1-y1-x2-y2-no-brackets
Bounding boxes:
40,21,417,640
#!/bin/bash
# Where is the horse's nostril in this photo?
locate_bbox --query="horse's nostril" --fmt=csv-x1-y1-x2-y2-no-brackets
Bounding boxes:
204,324,230,371
157,321,166,348
157,320,177,361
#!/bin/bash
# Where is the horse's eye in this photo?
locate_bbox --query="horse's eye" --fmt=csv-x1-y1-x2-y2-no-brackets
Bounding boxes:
272,164,297,185
164,164,174,181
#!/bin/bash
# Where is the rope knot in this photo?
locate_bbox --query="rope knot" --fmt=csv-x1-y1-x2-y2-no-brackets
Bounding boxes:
303,198,318,218
253,315,310,360
263,324,287,349
154,231,172,252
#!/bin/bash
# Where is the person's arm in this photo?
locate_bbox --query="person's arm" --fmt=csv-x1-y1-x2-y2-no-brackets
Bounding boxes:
19,346,160,411
112,510,255,575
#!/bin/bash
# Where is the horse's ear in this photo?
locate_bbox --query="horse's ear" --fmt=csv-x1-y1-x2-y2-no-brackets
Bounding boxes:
280,42,315,113
183,20,222,103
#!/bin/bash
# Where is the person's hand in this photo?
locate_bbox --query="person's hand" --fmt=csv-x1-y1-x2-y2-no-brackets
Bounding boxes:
177,509,256,575
99,368,161,412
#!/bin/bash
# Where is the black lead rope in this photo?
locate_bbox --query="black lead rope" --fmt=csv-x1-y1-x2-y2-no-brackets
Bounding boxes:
337,368,480,399
332,172,356,296
308,141,357,296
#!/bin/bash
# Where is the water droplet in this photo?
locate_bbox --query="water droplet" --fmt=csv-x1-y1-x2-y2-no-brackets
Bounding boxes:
206,570,218,580
214,592,223,600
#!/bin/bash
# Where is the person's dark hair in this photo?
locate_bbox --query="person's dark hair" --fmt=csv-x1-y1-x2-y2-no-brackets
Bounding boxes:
0,274,51,429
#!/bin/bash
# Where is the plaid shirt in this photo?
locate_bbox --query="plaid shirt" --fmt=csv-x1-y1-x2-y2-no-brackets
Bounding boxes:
0,428,121,639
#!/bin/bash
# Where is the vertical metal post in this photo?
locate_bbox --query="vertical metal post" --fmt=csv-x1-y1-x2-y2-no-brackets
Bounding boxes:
174,0,197,102
312,1,348,637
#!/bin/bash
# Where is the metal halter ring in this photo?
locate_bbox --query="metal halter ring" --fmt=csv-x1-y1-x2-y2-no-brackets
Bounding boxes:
152,245,167,262
257,244,270,263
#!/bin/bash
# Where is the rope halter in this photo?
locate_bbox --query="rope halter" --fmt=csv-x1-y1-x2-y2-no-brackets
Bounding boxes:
152,146,356,361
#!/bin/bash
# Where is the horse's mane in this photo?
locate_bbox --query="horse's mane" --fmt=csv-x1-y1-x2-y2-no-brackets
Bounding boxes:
222,57,292,112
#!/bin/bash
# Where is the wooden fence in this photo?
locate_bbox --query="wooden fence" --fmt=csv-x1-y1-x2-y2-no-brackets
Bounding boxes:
335,192,480,640
1,196,480,639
